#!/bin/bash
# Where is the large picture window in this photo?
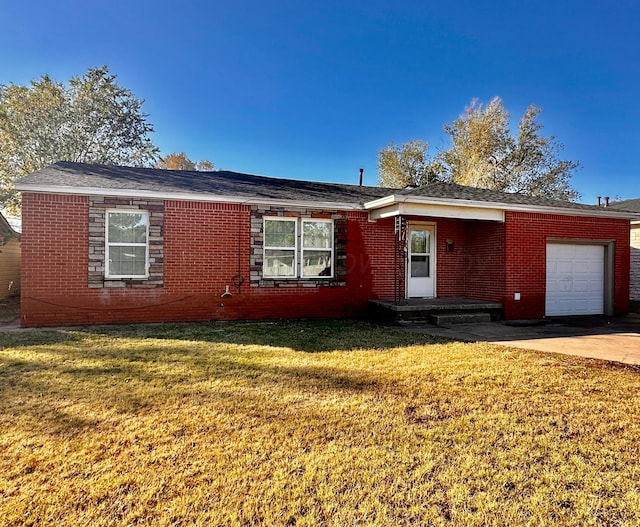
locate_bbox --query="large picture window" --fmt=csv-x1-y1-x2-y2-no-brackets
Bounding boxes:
263,217,333,278
106,210,149,278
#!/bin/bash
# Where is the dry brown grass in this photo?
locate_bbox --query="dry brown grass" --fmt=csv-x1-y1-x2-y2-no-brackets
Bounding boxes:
1,320,640,526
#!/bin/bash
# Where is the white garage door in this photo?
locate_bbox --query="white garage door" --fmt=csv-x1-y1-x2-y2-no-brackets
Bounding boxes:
546,243,604,316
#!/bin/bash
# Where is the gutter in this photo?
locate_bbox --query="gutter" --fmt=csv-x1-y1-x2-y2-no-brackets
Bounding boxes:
14,183,365,212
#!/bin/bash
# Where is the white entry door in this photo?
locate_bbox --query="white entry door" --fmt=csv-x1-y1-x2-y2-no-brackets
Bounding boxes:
407,227,435,298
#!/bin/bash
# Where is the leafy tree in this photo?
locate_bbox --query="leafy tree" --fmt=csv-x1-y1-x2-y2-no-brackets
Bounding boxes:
157,152,214,171
377,140,441,188
439,97,512,189
0,66,159,214
378,97,580,200
506,104,580,200
439,97,579,200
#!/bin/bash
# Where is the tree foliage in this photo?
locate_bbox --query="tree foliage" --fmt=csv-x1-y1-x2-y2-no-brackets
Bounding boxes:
377,140,441,188
440,97,579,200
157,152,214,171
378,97,580,200
0,66,159,213
439,97,512,189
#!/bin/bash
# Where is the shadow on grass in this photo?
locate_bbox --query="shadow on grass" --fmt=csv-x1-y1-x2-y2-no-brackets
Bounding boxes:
1,321,426,437
1,319,442,352
0,329,82,349
95,319,444,351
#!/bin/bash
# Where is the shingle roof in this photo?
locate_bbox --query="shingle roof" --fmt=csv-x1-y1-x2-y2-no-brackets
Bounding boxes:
17,161,391,204
15,161,633,217
398,181,606,212
608,198,640,213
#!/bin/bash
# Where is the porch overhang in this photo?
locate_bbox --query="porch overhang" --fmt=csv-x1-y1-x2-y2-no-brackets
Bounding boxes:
364,195,505,222
364,194,640,222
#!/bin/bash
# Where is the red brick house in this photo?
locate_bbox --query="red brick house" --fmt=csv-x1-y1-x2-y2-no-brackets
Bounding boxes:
16,162,633,327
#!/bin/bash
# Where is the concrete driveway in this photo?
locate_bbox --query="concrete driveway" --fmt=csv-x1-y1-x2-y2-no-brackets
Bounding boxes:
403,314,640,366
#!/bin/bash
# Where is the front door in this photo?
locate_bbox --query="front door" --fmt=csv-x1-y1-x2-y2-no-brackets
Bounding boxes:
407,226,435,298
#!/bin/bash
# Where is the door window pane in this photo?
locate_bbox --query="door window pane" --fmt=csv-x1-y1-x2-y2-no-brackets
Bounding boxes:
411,255,429,277
410,231,430,254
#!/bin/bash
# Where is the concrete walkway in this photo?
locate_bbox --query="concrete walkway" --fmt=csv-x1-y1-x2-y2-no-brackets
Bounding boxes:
401,314,640,366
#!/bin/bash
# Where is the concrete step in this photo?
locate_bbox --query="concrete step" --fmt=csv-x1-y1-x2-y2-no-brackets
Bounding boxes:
368,298,503,324
430,312,492,325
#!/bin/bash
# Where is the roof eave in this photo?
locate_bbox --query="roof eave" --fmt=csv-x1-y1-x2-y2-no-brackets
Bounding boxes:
15,184,365,211
363,194,637,219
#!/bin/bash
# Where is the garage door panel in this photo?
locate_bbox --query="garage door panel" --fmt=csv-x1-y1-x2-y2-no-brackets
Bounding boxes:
573,280,589,292
553,244,574,258
589,261,604,273
574,261,590,273
557,261,574,273
546,243,604,316
578,245,603,258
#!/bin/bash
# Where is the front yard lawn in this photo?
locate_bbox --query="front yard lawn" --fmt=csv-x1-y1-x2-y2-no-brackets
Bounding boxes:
1,320,640,526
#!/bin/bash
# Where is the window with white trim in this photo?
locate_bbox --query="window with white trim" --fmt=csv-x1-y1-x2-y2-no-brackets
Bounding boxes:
301,219,333,277
264,217,297,277
263,217,334,278
106,210,149,278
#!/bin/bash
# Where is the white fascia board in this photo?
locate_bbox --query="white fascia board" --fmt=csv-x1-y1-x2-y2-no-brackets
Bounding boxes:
364,194,637,220
368,202,505,222
15,184,363,211
363,194,398,209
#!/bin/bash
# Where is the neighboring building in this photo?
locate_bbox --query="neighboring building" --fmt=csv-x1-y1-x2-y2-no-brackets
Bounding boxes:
609,198,640,310
0,212,21,300
15,162,634,327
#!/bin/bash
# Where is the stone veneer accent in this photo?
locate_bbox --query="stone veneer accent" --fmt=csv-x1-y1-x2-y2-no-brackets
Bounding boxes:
88,197,164,288
250,205,347,287
631,225,640,301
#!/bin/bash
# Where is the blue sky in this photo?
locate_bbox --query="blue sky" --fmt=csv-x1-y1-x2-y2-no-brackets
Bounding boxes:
1,0,639,204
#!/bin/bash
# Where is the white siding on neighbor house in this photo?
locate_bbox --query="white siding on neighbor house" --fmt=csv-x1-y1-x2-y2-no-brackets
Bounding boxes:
631,225,640,301
0,239,20,299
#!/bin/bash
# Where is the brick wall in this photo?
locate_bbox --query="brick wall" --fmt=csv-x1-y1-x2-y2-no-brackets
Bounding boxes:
401,213,629,319
399,216,504,302
503,211,630,319
20,194,396,327
432,218,468,297
20,192,630,326
631,225,640,301
463,220,506,303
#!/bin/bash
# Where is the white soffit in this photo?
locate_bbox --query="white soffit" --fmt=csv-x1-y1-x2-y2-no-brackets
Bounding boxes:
365,195,637,221
368,202,505,222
